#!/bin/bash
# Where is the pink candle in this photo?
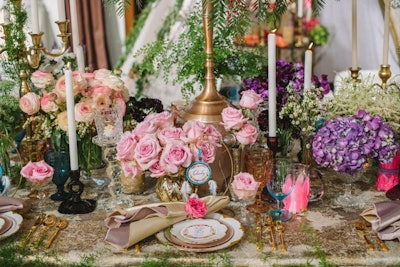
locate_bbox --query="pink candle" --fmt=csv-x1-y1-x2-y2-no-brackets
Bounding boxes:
268,30,277,137
65,67,79,170
382,0,390,65
351,0,358,70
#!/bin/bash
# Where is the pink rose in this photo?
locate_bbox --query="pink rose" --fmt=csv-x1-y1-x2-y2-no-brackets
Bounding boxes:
145,111,174,129
133,134,162,170
31,70,54,89
55,72,87,100
121,160,143,177
56,111,69,132
90,85,112,97
113,97,127,116
185,197,207,218
40,92,59,113
157,127,184,146
234,123,258,145
116,131,138,161
133,121,158,138
191,140,216,164
92,94,112,110
159,141,192,174
21,160,54,185
75,101,94,122
182,120,208,142
231,172,260,200
149,161,166,178
204,124,222,146
221,107,248,131
239,89,263,110
19,92,41,115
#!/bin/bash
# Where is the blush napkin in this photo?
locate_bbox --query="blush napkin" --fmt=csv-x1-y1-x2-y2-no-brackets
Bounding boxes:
104,195,230,249
0,196,25,213
361,200,400,240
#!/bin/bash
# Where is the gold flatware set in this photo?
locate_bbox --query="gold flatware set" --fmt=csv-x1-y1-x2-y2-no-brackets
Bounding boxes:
354,221,388,252
255,214,287,252
20,214,68,250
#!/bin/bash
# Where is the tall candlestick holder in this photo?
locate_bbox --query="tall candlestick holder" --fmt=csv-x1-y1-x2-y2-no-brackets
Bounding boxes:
294,17,304,47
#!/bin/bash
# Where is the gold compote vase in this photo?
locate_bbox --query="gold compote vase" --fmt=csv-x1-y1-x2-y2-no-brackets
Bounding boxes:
155,168,186,202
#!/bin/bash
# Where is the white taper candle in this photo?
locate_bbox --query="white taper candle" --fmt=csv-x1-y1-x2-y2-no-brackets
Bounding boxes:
268,30,277,137
57,0,66,21
382,0,390,65
351,0,358,70
30,0,39,34
65,66,79,170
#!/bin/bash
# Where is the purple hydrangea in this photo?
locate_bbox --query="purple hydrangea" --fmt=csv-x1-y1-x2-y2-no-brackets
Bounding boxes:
312,110,399,175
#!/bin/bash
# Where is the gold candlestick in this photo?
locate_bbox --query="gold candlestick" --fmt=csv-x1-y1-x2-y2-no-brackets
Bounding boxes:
349,67,361,83
378,64,391,88
181,0,229,123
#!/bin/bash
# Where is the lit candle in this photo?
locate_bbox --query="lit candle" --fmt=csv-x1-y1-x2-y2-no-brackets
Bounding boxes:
297,0,304,18
30,0,39,34
69,0,79,52
57,0,66,21
351,0,358,70
76,45,85,72
304,43,313,90
268,30,277,137
382,0,390,66
65,66,79,170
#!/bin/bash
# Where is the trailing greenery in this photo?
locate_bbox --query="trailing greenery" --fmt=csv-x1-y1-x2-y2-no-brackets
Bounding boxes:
0,238,98,267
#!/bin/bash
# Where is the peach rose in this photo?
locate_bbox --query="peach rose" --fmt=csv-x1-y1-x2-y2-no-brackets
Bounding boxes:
55,72,87,100
239,89,263,110
19,92,41,115
92,94,112,110
234,123,258,145
94,68,112,80
113,97,126,116
102,74,124,91
90,85,112,97
75,101,94,122
40,92,59,113
31,70,54,89
221,107,248,131
21,160,54,185
56,111,69,132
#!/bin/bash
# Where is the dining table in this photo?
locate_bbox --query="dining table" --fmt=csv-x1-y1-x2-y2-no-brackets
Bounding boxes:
2,164,400,267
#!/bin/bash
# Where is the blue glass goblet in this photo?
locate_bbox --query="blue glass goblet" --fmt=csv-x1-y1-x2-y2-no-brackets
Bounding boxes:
45,149,71,201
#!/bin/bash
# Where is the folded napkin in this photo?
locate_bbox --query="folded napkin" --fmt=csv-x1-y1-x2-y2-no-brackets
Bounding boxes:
361,200,400,240
0,196,25,213
104,195,230,249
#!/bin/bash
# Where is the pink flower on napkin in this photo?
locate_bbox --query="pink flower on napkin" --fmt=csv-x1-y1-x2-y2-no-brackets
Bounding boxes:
231,172,260,200
185,197,207,218
239,89,263,110
21,160,54,185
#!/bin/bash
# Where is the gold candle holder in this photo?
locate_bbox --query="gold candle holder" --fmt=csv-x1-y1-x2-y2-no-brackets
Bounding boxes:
349,67,361,83
378,64,391,88
294,17,304,47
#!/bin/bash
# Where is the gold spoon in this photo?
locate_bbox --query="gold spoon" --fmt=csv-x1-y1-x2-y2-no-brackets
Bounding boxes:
32,214,56,249
20,213,46,249
45,218,68,249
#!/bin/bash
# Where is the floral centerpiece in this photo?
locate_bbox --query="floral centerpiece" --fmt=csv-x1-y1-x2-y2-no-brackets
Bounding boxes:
19,68,129,173
116,110,222,201
312,110,399,175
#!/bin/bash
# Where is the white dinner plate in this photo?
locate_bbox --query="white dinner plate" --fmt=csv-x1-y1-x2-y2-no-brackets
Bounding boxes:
170,218,228,245
156,213,244,252
0,211,23,238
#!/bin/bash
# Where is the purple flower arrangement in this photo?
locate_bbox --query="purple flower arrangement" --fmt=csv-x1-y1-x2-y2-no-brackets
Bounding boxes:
312,110,399,175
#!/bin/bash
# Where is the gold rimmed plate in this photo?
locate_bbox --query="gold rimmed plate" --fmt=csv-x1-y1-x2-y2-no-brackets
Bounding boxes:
156,213,244,252
0,211,23,238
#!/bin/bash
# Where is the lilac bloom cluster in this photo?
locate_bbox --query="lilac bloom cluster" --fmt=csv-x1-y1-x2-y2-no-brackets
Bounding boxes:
241,59,331,110
312,110,399,175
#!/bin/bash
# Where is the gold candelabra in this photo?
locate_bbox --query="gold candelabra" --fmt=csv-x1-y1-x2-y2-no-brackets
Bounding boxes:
0,20,70,97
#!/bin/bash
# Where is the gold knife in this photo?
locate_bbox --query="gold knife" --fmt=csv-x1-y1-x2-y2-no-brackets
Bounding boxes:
275,220,286,252
256,214,263,251
265,215,277,251
354,221,374,252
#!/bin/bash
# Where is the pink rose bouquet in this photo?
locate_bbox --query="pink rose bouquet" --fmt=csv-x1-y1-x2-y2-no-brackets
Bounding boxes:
221,89,263,148
231,172,260,200
20,68,129,141
21,160,54,185
185,196,208,218
116,111,222,178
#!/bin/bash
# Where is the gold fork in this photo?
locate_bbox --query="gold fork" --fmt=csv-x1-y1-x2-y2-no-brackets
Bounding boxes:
265,215,277,251
354,221,374,252
275,220,287,252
